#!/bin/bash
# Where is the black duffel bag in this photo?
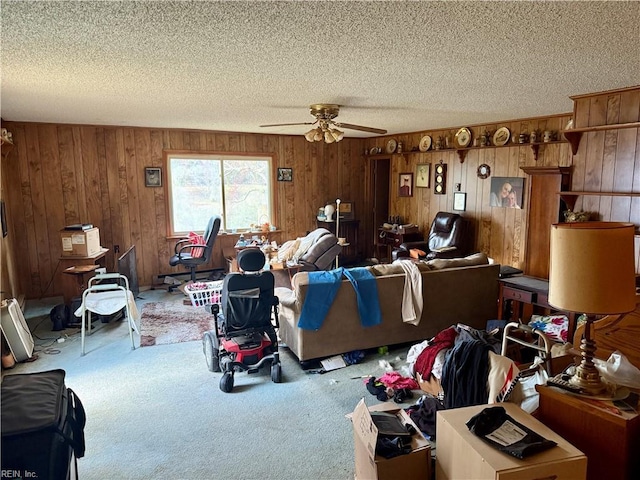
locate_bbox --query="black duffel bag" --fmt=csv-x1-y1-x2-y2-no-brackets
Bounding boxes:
1,369,86,480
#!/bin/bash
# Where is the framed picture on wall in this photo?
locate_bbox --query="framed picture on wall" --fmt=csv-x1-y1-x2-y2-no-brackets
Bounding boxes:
489,176,524,208
399,173,413,197
338,201,354,220
453,192,467,211
145,167,162,187
277,167,293,182
415,164,430,188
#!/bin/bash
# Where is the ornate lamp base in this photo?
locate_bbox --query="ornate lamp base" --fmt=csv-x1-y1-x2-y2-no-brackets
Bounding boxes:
569,315,606,395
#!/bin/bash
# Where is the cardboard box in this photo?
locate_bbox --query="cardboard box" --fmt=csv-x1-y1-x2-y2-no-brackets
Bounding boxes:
351,399,431,480
435,403,586,480
60,227,101,257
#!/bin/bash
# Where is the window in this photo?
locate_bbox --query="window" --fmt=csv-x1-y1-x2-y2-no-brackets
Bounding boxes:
165,152,273,235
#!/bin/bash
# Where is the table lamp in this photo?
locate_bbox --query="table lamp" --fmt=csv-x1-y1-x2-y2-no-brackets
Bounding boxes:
548,222,636,395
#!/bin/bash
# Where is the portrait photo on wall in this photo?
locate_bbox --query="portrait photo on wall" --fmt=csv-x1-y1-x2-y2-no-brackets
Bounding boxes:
399,173,413,197
489,177,524,209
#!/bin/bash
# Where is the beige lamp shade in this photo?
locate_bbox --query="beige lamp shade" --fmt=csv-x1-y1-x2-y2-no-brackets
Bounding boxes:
549,222,636,314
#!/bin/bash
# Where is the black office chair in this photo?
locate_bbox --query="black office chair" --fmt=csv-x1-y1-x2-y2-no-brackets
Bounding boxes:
168,215,221,291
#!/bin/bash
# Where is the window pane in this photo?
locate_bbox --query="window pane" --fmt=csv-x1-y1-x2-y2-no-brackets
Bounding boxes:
167,154,273,235
223,159,271,229
169,158,222,233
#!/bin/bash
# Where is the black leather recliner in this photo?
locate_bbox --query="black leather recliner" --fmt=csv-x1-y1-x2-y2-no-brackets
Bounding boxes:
393,212,468,261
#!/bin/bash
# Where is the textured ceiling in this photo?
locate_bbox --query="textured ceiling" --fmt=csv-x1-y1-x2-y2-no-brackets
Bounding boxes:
1,1,639,138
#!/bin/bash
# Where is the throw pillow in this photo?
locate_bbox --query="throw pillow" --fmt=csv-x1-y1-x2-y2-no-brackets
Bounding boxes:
188,232,205,258
528,314,569,343
426,252,489,270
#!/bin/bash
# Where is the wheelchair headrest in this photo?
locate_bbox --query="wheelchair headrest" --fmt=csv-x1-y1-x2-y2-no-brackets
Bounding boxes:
237,248,265,272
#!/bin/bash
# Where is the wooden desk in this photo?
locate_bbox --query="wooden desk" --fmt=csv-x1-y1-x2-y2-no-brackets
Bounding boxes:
498,275,576,336
535,384,640,480
59,248,108,304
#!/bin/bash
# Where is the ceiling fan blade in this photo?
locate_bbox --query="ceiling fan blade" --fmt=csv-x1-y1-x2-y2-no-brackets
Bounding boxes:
260,121,316,128
333,122,387,135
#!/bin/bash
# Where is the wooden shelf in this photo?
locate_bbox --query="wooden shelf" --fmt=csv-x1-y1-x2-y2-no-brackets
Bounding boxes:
557,191,640,234
562,121,640,155
366,140,566,163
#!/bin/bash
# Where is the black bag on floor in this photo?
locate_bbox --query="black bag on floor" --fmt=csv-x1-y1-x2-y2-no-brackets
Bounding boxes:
1,369,86,480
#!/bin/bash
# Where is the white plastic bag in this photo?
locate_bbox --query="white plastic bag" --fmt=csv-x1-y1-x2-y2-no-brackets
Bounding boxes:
594,351,640,389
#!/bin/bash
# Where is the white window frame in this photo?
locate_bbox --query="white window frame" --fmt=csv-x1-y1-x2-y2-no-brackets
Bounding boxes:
164,151,275,236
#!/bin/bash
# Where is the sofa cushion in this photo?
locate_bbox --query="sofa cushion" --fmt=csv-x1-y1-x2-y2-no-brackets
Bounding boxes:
368,261,432,277
426,252,489,270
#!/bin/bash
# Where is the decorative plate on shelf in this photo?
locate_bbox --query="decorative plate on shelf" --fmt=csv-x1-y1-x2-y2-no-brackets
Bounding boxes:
419,135,432,152
477,164,491,179
386,139,398,154
493,127,511,146
369,146,379,155
455,127,472,148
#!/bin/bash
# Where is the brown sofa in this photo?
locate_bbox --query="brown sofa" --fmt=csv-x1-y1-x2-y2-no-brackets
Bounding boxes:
274,254,500,362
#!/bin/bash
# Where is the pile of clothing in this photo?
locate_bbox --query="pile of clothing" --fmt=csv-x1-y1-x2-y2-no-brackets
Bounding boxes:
404,324,525,439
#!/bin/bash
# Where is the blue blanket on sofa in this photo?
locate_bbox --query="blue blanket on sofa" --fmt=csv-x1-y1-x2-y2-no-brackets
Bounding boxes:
297,267,382,330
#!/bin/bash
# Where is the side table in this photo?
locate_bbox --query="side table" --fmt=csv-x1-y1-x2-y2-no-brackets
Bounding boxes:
376,228,423,262
498,275,577,338
59,248,108,304
535,384,640,480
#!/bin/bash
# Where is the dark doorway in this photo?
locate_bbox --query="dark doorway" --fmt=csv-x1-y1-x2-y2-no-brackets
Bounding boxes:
370,157,390,260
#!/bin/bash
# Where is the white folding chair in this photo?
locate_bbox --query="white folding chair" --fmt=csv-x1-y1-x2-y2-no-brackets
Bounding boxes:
78,273,139,356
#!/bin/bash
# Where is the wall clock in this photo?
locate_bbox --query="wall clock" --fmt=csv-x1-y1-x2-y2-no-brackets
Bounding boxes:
477,164,491,179
434,163,447,194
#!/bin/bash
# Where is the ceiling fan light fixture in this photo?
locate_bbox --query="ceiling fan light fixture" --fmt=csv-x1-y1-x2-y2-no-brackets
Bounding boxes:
324,130,336,143
313,128,323,142
304,129,317,142
331,128,344,142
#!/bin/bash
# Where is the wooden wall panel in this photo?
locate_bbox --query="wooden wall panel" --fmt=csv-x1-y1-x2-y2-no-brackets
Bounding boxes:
2,123,367,299
367,113,573,270
568,87,640,273
2,87,638,301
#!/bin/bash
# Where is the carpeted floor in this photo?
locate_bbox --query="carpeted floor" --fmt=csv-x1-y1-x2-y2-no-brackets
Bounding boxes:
139,301,216,347
8,291,430,480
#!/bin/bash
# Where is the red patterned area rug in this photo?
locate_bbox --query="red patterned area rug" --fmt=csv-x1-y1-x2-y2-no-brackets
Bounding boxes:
139,301,215,347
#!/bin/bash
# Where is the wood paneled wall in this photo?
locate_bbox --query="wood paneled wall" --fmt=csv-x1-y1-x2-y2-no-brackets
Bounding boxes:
363,114,574,269
570,87,640,272
1,124,365,299
2,86,638,301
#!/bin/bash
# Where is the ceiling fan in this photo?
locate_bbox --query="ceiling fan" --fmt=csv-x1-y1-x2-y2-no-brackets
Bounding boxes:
260,104,387,143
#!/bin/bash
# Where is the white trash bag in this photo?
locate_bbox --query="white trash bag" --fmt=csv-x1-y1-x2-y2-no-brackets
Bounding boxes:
594,351,640,390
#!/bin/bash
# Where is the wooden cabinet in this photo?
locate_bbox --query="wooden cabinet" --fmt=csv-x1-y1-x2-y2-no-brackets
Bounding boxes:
536,385,640,480
520,166,572,279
